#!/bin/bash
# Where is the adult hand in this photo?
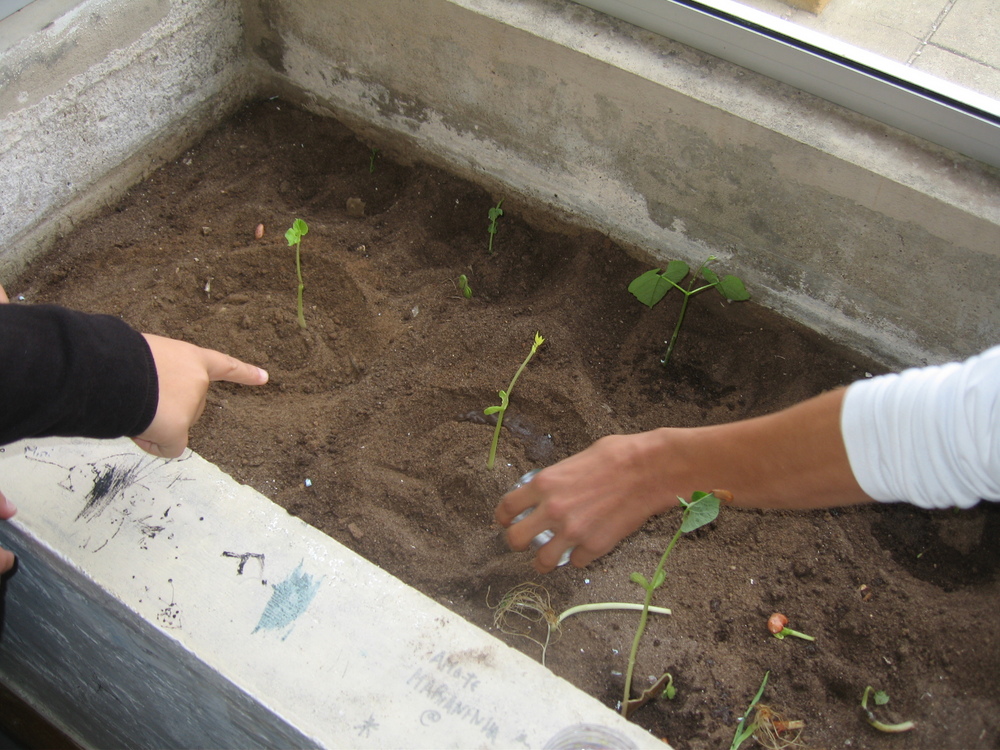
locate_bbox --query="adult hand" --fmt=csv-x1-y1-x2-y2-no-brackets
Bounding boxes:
0,490,17,575
134,334,269,459
495,389,869,573
495,431,679,573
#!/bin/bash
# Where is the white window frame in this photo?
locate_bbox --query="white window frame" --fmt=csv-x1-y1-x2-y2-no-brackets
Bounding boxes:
575,0,1000,169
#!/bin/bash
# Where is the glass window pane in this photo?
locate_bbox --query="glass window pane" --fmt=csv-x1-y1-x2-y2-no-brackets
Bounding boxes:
736,0,1000,103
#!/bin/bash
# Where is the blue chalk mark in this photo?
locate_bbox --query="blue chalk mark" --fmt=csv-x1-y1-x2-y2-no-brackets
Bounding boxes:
252,561,322,640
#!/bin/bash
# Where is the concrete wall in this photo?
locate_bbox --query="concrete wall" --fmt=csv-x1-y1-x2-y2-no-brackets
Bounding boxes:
241,0,1000,367
0,0,253,281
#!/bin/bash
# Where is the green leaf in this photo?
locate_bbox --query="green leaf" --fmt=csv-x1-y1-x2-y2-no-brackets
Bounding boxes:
662,674,676,700
663,260,689,284
628,269,673,309
630,572,650,589
285,218,309,245
483,406,502,416
701,267,720,285
680,493,721,533
651,569,666,589
717,275,750,301
874,690,890,706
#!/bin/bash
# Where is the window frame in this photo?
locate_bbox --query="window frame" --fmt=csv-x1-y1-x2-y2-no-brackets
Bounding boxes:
574,0,1000,169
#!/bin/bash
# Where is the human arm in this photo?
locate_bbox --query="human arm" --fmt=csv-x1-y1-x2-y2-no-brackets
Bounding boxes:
0,295,268,457
498,344,1000,573
0,287,267,573
842,345,1000,509
134,333,268,458
496,387,870,573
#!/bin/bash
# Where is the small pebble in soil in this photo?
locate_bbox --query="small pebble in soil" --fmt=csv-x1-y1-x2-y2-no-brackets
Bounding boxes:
346,197,366,217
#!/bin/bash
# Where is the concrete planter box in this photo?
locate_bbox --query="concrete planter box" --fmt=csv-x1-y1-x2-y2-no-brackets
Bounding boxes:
1,0,997,747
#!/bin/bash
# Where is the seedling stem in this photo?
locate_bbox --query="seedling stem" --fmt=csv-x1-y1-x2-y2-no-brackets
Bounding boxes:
492,583,670,666
729,671,770,750
284,218,309,329
861,686,915,733
485,332,544,469
621,490,721,717
487,199,504,255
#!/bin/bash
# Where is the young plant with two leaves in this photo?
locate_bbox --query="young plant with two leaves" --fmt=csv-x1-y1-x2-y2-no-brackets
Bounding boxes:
629,256,749,366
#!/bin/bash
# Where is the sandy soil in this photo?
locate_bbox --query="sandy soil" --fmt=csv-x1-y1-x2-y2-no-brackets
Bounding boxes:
12,99,1000,750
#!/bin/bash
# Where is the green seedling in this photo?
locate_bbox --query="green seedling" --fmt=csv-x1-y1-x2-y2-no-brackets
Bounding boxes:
457,274,473,299
661,673,676,700
729,672,771,750
492,582,670,667
628,256,749,366
767,612,815,641
369,147,380,173
487,198,504,255
284,218,309,329
484,331,544,469
861,686,915,733
621,490,721,717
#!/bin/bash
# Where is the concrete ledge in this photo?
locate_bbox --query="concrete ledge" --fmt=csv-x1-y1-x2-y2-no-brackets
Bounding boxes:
0,0,252,281
0,438,661,749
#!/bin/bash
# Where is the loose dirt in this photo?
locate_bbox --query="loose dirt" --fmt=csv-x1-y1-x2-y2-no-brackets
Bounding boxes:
13,100,999,750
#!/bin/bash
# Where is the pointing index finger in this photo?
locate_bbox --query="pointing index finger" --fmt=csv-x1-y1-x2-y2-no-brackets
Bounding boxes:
202,348,269,386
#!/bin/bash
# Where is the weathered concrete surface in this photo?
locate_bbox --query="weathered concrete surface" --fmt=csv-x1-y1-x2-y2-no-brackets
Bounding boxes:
243,0,1000,366
0,438,663,749
0,0,252,281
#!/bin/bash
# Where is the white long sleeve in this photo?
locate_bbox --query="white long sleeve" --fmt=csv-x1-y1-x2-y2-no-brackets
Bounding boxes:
841,345,1000,509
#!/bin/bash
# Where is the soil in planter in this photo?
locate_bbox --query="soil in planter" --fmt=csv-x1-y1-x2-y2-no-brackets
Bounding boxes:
12,99,1000,750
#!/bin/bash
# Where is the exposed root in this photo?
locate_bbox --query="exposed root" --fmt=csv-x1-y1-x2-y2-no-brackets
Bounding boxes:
490,582,561,665
752,704,806,750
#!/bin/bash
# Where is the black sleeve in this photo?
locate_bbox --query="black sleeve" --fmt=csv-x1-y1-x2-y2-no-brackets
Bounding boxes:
0,304,159,445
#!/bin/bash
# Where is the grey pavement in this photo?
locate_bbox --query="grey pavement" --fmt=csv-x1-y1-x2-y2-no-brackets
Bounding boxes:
738,0,1000,102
